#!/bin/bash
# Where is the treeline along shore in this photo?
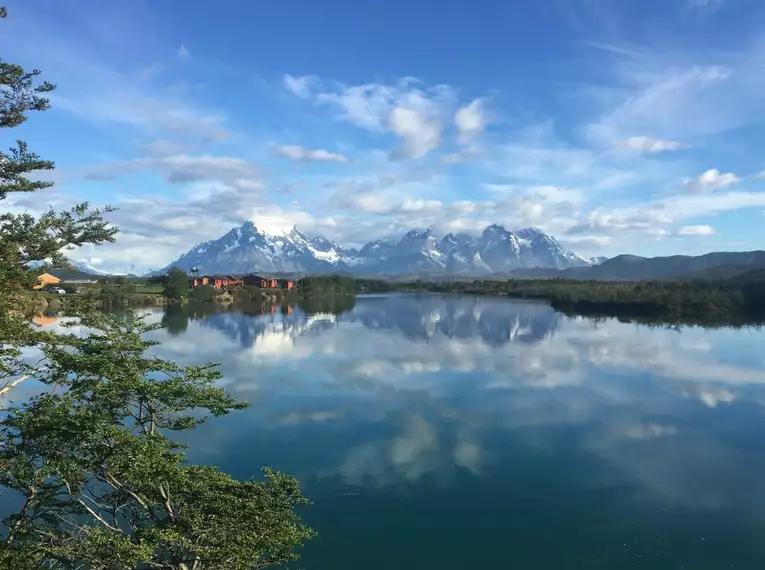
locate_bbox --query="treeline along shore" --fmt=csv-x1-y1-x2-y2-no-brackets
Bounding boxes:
35,272,357,310
36,264,765,327
355,273,765,326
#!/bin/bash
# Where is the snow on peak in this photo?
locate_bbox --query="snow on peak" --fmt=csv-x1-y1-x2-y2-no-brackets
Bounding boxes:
161,223,591,275
515,227,547,240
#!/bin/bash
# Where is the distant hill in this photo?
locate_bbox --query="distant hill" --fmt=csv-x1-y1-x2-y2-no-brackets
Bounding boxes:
489,251,765,282
726,267,765,285
684,264,765,282
354,252,765,283
583,251,765,281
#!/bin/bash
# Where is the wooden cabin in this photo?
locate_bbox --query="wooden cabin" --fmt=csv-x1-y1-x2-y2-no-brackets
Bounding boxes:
242,274,278,288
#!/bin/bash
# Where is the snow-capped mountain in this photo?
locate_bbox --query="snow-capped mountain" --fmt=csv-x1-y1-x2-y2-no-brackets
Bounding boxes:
161,221,595,276
66,259,156,277
66,259,109,275
165,221,350,275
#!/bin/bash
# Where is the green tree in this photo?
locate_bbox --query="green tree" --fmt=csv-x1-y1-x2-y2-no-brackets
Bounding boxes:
0,8,314,568
98,280,136,307
163,267,189,300
0,313,314,569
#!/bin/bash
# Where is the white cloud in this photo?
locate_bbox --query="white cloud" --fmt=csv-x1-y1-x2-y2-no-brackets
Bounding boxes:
587,60,743,144
617,136,684,154
677,225,715,236
454,99,487,145
340,192,443,216
563,235,613,248
279,410,342,425
682,168,741,193
625,423,679,440
568,190,765,243
177,44,190,60
283,74,314,99
55,87,229,145
389,106,441,159
285,76,473,159
660,191,765,222
276,145,349,163
85,154,265,192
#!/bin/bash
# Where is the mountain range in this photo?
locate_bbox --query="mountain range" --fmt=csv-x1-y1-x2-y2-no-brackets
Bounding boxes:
65,221,765,281
156,221,598,277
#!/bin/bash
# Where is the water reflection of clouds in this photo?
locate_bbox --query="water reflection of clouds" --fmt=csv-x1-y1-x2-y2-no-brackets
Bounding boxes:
30,296,765,518
180,299,765,407
327,413,485,487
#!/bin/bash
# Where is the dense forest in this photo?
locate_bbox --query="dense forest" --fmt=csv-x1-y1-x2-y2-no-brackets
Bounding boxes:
355,272,765,325
297,275,356,297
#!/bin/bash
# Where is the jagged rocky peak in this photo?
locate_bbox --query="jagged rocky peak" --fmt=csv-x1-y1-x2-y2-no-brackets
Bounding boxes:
483,223,508,235
479,224,518,248
160,221,594,276
402,226,434,240
399,226,439,255
515,227,547,241
288,225,311,241
440,232,474,249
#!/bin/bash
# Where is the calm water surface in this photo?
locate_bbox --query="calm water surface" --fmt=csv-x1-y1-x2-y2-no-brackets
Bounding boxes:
44,294,765,569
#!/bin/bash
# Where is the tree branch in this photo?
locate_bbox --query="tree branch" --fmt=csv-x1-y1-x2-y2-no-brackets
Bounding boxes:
3,485,36,545
62,480,121,533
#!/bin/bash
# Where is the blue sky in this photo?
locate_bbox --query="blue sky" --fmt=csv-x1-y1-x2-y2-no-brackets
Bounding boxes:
2,0,765,272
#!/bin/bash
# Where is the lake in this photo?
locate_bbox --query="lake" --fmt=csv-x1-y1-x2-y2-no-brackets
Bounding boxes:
34,294,765,568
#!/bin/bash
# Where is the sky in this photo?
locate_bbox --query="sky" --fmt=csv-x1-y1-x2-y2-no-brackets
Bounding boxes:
2,0,765,273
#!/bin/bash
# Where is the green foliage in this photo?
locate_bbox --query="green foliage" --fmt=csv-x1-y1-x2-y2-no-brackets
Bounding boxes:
163,267,189,300
98,281,137,307
354,278,396,293
385,276,765,325
297,275,355,297
0,312,315,568
188,284,217,303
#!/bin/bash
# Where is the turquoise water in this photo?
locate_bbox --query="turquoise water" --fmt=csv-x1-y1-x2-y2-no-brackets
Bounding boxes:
145,295,765,568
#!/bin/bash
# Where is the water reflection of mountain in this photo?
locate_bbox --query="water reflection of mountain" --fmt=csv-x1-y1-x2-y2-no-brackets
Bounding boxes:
198,310,339,348
194,294,559,348
350,294,559,345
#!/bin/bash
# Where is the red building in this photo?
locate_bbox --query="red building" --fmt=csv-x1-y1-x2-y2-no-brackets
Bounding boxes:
242,274,277,288
240,274,295,289
189,275,242,289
